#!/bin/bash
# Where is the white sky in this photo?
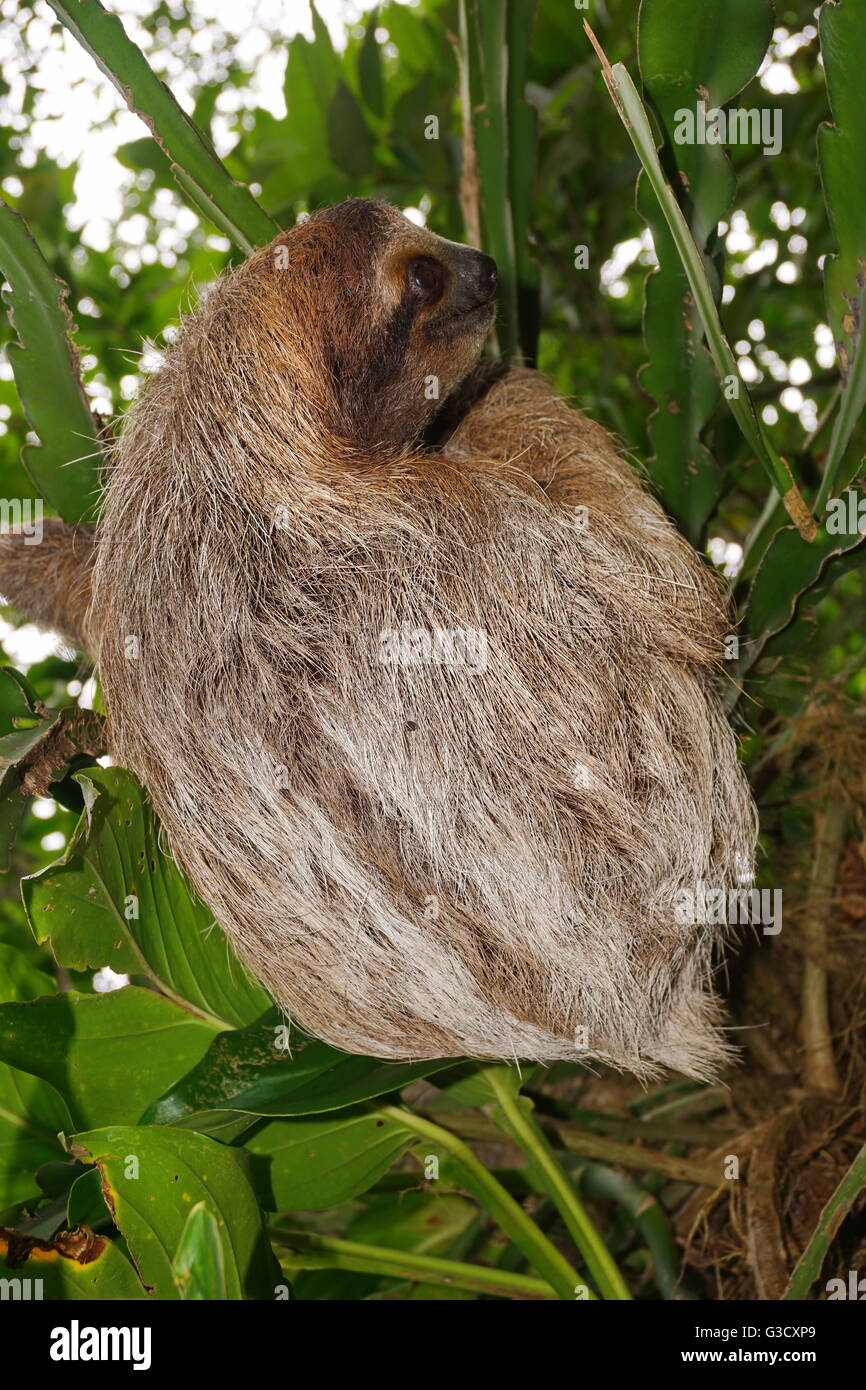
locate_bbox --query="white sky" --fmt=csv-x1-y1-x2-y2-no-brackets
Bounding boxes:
1,0,382,245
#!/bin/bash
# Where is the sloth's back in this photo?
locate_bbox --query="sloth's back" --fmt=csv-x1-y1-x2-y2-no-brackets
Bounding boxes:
91,423,755,1076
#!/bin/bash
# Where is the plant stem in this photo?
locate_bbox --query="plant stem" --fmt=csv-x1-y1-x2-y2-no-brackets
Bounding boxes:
526,1091,731,1147
583,20,815,541
379,1104,585,1300
802,799,846,1095
479,1067,632,1300
579,1164,693,1301
424,1106,721,1187
783,1138,866,1299
271,1230,557,1300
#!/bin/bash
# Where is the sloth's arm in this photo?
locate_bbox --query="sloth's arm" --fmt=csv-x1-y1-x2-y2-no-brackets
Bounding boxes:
0,519,96,656
446,365,730,657
445,365,639,508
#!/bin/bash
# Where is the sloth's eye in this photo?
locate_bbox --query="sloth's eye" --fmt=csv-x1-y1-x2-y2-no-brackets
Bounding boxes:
407,256,445,302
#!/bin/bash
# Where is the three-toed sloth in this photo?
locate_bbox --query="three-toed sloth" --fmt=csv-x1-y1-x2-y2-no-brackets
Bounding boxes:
0,199,757,1077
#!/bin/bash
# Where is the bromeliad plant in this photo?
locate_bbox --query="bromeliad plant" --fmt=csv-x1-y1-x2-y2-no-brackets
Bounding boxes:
0,0,863,1300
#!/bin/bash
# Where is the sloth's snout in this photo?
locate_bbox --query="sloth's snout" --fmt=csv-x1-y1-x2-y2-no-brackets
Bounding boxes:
452,249,498,312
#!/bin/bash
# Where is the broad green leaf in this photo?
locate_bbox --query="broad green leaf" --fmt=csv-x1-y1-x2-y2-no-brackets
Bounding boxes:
0,1224,148,1300
0,988,218,1131
245,1107,415,1212
0,766,28,874
0,199,100,522
358,9,385,118
66,1165,108,1229
637,0,773,540
327,82,375,178
348,1189,477,1257
815,1,866,509
0,941,53,1003
23,767,270,1028
142,1021,452,1125
270,13,343,206
72,1124,281,1300
46,1,276,256
172,1199,227,1300
0,944,67,1207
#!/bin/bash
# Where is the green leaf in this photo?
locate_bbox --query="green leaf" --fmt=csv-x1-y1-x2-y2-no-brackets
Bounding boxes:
172,1199,227,1300
0,940,53,1003
815,1,866,509
66,1165,108,1229
269,13,344,206
0,942,67,1207
327,82,375,178
72,1124,282,1299
0,766,29,874
0,1225,148,1299
46,0,276,255
744,516,866,658
431,1060,541,1110
245,1107,415,1212
23,766,270,1028
0,200,101,523
0,666,42,736
358,9,385,118
348,1188,477,1258
142,1022,452,1127
638,0,774,147
0,988,218,1131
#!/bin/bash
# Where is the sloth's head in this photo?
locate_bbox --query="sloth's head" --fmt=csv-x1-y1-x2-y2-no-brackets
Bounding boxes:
216,199,497,458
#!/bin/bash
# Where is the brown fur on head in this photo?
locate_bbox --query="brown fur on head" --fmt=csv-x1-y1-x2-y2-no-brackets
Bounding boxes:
198,199,497,459
4,199,758,1078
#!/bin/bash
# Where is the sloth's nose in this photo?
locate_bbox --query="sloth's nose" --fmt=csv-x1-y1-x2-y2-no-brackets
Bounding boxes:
451,248,498,312
471,251,498,302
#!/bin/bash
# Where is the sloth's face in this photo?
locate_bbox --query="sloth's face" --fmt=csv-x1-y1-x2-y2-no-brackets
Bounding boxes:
266,199,498,453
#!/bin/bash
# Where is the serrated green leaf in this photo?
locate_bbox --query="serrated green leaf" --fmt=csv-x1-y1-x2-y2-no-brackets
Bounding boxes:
744,515,866,658
0,200,101,522
815,0,866,509
46,0,276,255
